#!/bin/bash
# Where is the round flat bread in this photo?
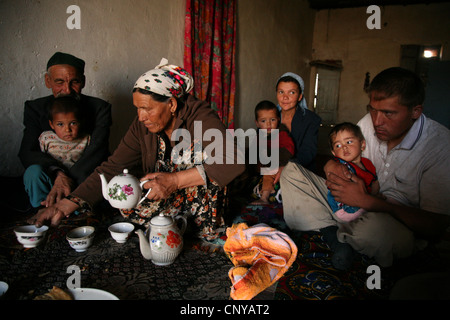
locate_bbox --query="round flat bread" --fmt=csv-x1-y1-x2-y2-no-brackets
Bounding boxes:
34,286,73,300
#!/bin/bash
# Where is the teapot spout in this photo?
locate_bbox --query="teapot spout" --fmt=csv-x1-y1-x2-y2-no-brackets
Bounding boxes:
135,229,152,260
99,173,110,201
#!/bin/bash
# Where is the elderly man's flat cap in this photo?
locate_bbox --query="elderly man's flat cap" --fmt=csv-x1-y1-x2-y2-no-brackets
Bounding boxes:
47,52,85,73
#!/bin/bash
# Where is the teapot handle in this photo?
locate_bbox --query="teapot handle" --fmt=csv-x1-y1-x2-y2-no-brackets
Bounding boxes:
140,180,150,189
137,180,151,206
174,215,187,236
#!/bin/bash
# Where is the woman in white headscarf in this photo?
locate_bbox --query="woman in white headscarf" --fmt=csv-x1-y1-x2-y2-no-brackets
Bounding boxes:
276,72,322,172
252,72,322,203
30,59,245,242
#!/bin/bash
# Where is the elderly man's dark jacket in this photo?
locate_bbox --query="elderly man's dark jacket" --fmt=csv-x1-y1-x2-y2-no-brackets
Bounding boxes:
18,94,112,185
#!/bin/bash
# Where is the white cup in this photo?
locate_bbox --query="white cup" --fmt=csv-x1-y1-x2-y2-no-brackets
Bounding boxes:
108,222,134,243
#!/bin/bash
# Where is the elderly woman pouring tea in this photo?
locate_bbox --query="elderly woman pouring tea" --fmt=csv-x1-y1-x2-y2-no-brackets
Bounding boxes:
29,58,245,242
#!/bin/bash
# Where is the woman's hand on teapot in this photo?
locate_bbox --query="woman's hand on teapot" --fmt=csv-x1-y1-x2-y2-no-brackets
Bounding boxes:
140,172,180,201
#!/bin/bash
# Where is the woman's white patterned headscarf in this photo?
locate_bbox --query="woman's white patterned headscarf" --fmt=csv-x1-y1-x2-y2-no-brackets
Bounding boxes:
133,58,194,98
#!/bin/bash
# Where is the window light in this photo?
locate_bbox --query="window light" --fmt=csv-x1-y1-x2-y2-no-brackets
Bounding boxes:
423,48,439,59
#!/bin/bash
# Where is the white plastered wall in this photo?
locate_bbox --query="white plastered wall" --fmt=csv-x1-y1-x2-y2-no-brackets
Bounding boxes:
0,0,185,176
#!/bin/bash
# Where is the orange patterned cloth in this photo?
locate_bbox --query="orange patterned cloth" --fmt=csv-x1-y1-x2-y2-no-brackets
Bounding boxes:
224,223,298,300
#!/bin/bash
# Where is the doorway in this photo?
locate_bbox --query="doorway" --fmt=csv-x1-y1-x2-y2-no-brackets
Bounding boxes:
310,62,342,155
313,66,341,125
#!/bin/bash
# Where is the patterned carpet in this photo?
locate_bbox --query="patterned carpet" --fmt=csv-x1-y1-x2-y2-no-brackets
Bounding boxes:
1,176,449,300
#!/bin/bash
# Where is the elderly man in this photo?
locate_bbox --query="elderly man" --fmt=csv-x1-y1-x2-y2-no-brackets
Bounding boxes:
18,52,112,210
280,67,450,270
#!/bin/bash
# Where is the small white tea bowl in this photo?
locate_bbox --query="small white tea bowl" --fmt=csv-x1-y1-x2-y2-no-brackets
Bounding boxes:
108,222,134,243
66,226,95,252
14,225,49,248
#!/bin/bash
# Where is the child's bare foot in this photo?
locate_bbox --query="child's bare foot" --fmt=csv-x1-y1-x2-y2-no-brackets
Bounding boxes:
250,190,271,205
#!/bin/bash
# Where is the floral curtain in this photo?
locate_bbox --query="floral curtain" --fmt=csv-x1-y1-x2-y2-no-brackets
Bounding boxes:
184,0,236,129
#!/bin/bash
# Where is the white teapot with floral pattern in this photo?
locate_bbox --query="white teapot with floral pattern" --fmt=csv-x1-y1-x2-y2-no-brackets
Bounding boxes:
136,214,187,266
99,169,148,209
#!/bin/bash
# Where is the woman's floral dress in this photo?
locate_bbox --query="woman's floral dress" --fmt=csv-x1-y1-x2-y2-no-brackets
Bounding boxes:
120,134,228,242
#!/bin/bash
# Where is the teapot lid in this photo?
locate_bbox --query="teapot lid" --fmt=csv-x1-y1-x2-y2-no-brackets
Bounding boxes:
118,169,137,178
150,213,172,226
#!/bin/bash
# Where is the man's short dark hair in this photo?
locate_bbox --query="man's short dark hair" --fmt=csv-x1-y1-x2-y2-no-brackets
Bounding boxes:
368,67,425,109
